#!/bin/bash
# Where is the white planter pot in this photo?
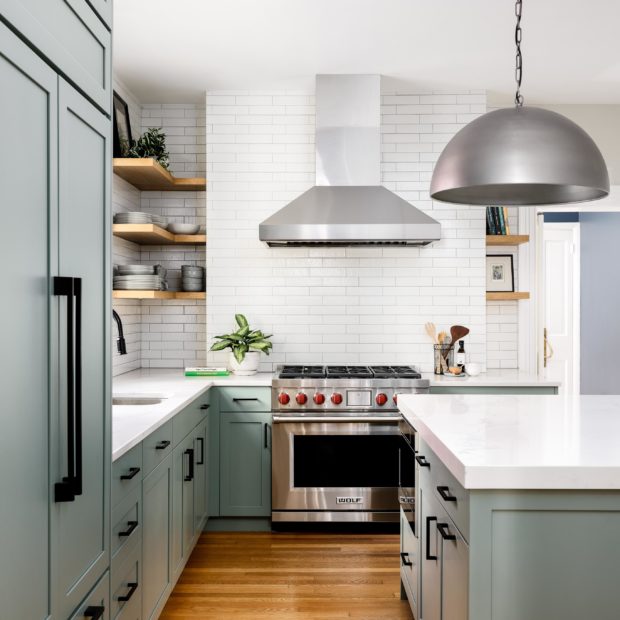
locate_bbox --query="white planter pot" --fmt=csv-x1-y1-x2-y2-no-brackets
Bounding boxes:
228,351,260,375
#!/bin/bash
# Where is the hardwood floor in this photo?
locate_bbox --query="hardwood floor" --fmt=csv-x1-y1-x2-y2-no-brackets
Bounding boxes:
160,532,414,619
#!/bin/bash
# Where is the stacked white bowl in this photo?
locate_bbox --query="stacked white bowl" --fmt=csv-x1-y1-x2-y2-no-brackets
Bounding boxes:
181,265,205,292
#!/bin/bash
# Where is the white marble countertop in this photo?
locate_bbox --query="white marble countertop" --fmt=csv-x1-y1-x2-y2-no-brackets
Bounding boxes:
424,369,560,387
398,393,620,490
112,368,274,461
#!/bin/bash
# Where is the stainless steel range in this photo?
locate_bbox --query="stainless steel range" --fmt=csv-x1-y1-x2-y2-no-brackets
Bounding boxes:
271,365,429,523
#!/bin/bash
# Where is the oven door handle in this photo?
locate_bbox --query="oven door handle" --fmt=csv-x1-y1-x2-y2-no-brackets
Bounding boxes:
272,416,401,423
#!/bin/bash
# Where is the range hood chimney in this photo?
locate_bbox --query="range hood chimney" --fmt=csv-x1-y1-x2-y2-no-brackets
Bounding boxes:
259,75,441,246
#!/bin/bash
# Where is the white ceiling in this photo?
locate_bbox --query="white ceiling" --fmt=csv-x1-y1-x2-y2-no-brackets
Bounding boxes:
113,0,620,104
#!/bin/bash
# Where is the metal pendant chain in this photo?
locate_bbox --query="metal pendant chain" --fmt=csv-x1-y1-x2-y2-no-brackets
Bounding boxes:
515,0,524,106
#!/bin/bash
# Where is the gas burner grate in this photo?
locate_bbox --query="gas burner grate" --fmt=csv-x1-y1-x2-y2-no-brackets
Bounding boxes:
369,365,422,379
278,365,326,379
326,365,373,379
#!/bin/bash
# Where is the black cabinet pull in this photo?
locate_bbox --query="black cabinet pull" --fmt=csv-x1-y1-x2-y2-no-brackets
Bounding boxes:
155,440,171,450
184,448,194,481
437,522,456,541
120,467,140,480
400,552,413,567
437,485,457,502
54,276,83,502
84,606,105,619
118,520,138,537
233,397,259,402
118,582,138,602
415,455,430,467
264,422,271,449
200,404,210,410
425,516,437,560
197,437,205,465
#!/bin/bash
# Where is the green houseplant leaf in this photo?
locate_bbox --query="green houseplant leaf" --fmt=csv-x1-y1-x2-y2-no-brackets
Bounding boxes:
210,314,273,364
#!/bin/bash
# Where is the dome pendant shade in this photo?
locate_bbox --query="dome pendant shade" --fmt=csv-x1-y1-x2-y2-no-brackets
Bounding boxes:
430,107,609,206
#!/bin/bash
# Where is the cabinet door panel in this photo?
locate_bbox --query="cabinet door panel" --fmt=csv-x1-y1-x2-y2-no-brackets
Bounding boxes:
220,411,271,517
143,455,173,620
0,23,56,620
0,0,111,112
194,420,208,534
420,486,442,620
441,520,469,620
51,78,110,619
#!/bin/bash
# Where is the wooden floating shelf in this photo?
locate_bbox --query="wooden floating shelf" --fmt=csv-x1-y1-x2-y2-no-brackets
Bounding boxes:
112,224,206,245
113,290,205,300
486,235,530,246
113,158,206,191
486,291,530,301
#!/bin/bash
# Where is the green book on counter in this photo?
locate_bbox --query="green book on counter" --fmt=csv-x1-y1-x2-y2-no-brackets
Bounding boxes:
185,367,229,376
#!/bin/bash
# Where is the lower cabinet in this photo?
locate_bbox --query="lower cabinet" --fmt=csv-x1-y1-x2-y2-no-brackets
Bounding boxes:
193,420,209,535
69,571,110,620
142,454,173,620
219,410,272,517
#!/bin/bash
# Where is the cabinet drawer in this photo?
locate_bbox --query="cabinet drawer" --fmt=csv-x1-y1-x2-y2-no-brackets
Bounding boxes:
143,420,173,476
69,570,110,620
112,486,141,561
419,438,469,541
219,387,271,412
1,0,111,112
112,444,143,506
400,508,419,608
173,392,210,445
111,538,142,620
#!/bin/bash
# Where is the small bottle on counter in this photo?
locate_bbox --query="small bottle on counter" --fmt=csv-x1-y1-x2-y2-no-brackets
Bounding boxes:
455,340,466,372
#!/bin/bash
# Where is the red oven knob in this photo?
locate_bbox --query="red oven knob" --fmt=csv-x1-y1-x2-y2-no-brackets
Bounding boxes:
278,392,290,405
331,392,343,405
296,392,308,405
313,393,325,405
376,393,388,406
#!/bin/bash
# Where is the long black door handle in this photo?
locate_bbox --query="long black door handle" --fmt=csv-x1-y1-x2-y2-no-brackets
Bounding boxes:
84,606,105,619
437,485,457,502
264,422,271,448
400,552,413,567
156,440,171,450
437,522,456,541
120,467,140,480
197,437,205,465
184,448,194,481
233,397,259,402
425,516,438,560
118,520,138,537
415,455,430,467
54,276,83,502
118,582,138,602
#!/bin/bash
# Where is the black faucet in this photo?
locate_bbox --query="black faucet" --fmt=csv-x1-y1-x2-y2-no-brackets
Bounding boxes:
112,310,127,355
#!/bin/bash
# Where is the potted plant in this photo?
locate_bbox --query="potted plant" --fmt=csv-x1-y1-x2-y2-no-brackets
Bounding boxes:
121,127,170,170
210,314,273,375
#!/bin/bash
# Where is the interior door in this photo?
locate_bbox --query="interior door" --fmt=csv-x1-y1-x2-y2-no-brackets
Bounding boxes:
542,223,580,394
50,78,111,619
0,23,56,620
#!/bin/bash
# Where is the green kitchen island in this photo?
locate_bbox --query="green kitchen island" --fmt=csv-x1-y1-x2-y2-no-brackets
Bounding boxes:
397,393,620,620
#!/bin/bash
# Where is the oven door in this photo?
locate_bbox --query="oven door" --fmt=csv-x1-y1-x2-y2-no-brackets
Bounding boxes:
272,416,404,521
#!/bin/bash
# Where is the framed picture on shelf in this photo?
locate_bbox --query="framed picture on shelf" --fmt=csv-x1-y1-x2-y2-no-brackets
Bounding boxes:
486,254,514,292
113,91,132,158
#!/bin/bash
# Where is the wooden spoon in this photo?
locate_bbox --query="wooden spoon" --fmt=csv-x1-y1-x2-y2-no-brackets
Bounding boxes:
447,325,470,355
425,322,438,344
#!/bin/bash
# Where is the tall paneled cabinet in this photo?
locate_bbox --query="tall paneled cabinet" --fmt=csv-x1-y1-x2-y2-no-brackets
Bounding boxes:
0,2,111,618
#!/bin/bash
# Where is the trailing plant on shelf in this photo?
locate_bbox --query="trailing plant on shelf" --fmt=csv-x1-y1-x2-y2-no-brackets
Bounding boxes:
121,127,170,170
210,314,273,371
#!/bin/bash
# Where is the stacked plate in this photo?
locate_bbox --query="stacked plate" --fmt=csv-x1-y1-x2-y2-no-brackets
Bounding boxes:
114,211,152,225
151,214,168,229
113,274,163,290
117,264,155,276
181,265,205,292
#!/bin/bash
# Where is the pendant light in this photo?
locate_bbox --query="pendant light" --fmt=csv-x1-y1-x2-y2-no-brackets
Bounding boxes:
430,0,609,206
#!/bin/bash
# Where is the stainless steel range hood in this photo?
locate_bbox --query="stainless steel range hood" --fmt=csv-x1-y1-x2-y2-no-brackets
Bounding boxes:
259,75,441,246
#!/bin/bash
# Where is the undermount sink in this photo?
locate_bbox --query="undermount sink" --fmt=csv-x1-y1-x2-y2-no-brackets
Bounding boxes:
113,393,169,406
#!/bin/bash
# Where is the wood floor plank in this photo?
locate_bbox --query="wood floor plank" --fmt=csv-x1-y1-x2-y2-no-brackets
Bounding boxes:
160,532,413,620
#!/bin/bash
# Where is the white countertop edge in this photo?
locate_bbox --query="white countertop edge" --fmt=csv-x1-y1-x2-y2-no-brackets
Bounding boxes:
424,370,560,388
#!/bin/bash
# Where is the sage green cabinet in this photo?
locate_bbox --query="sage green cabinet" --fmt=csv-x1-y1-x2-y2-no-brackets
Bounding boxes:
69,571,111,620
142,454,174,620
220,410,272,517
1,0,112,112
193,420,209,534
1,19,110,620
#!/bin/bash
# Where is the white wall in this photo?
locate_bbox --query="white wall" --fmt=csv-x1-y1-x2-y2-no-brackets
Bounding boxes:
205,89,488,373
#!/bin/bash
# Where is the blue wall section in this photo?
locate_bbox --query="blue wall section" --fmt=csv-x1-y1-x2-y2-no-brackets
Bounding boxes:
544,212,580,223
580,212,620,394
